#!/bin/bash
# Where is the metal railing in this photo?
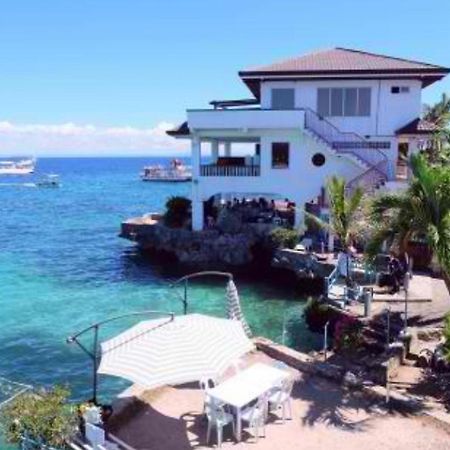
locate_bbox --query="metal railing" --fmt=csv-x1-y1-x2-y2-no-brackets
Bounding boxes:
200,164,260,177
303,108,389,190
170,271,233,315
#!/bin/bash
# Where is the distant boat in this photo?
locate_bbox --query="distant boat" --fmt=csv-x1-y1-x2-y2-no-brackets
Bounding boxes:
36,174,60,188
0,158,35,175
140,159,192,182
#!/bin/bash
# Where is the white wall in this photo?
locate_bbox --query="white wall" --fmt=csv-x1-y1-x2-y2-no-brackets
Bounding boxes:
260,79,422,137
196,129,361,203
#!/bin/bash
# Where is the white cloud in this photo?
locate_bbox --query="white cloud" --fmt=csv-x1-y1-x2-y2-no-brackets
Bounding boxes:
0,120,189,157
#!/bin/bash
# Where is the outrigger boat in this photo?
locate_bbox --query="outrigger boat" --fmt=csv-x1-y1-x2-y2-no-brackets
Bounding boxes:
140,159,192,182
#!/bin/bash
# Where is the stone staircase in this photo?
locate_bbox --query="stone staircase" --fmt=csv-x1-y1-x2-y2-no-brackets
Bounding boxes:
303,108,389,194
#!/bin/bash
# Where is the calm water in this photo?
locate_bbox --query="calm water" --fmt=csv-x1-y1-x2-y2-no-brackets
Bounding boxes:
0,158,321,406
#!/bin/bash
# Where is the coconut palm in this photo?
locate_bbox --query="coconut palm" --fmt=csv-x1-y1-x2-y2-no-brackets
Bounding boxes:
424,93,450,129
368,154,450,276
308,176,364,280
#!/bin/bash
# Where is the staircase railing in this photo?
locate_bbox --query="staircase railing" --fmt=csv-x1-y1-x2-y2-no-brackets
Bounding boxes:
303,108,389,190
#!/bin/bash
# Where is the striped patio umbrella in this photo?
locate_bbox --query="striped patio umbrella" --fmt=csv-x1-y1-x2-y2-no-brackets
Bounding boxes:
97,314,254,390
225,279,252,337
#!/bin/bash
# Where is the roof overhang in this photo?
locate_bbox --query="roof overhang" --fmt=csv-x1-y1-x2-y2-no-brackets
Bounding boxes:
239,69,450,98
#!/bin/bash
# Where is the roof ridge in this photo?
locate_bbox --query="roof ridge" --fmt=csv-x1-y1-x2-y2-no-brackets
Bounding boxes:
334,47,444,69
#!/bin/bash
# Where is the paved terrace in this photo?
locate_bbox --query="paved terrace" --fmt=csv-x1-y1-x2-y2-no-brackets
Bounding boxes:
108,352,450,450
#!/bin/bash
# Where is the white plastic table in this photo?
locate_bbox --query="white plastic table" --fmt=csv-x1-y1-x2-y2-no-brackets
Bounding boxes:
208,362,289,441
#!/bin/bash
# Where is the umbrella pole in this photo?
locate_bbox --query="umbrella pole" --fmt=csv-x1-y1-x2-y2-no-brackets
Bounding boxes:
92,324,99,404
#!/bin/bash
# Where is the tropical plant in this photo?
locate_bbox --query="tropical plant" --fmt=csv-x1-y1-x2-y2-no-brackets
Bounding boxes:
303,297,334,333
424,93,450,129
367,154,450,276
163,196,192,228
333,315,363,353
309,176,364,251
0,386,78,449
423,93,450,163
443,313,450,363
269,227,298,249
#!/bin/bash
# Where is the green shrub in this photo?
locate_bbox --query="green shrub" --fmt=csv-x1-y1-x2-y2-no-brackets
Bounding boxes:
0,386,78,449
334,315,363,353
443,313,450,362
269,227,298,249
303,297,333,333
164,196,191,228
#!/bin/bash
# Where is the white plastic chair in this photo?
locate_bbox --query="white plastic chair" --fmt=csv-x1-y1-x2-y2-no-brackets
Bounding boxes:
268,377,294,423
240,394,268,442
205,400,235,448
199,377,216,413
85,423,119,450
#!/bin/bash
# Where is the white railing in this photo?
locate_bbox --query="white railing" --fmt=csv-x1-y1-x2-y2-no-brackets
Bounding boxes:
200,165,260,177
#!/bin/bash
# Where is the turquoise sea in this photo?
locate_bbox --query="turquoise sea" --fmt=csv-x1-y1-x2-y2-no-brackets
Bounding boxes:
0,157,321,409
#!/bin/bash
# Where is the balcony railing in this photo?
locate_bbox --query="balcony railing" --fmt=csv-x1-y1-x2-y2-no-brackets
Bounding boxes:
200,164,260,177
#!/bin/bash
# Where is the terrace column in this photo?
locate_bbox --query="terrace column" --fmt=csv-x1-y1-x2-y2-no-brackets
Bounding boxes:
191,135,201,178
224,142,231,157
294,203,305,230
191,136,204,231
211,140,219,164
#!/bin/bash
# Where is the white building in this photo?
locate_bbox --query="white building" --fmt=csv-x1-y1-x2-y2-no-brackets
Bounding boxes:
168,48,449,231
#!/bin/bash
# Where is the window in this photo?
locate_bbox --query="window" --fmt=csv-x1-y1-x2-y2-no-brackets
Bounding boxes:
358,88,371,116
271,88,295,109
316,87,371,117
391,86,410,94
317,88,330,117
312,153,326,167
271,142,289,168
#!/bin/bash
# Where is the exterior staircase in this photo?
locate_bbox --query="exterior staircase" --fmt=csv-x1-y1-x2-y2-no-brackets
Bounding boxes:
303,108,389,194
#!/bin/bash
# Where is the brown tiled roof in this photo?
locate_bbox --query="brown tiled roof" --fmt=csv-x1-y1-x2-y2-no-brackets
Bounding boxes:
166,121,190,137
396,118,439,135
240,47,449,74
239,48,449,97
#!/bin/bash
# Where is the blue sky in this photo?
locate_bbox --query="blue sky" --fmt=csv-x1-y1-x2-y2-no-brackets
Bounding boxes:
0,0,449,156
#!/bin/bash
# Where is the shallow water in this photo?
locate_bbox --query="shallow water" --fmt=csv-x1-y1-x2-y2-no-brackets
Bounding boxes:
0,158,321,409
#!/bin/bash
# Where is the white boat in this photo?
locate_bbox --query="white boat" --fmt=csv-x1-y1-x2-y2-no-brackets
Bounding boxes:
0,158,35,175
36,174,60,188
140,159,192,182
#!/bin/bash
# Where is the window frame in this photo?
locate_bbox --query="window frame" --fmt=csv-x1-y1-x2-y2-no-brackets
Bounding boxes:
271,88,295,110
316,87,371,117
271,142,290,169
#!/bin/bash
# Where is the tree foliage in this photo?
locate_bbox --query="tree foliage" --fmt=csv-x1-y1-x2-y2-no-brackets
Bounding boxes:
307,176,364,250
0,386,78,449
367,154,450,276
164,196,192,228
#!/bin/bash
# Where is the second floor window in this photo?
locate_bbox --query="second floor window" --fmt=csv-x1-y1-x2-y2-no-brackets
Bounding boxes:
317,87,371,117
271,88,295,109
272,142,289,168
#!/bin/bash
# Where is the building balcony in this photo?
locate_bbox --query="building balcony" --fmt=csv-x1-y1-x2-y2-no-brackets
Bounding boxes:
187,108,306,131
200,164,260,177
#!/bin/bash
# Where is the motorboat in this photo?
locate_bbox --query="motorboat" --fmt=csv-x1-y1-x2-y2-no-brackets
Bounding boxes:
36,174,60,188
140,159,192,182
0,158,36,175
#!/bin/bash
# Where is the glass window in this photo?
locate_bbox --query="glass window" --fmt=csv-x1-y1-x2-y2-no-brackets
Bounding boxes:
271,142,289,168
331,88,344,116
344,88,358,116
271,88,295,109
317,88,330,117
358,87,371,116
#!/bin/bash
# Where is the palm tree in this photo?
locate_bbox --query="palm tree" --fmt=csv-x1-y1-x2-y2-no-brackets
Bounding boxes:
308,176,364,281
424,93,450,129
368,154,450,277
